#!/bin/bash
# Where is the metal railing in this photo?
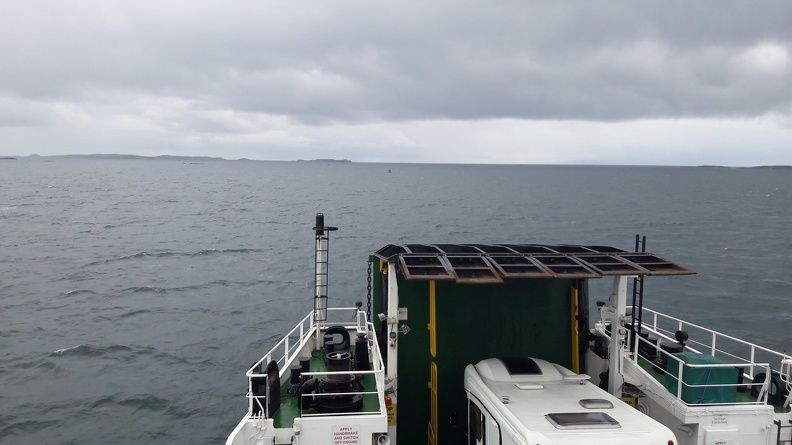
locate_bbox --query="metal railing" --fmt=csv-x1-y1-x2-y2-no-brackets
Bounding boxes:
245,308,386,419
628,307,791,406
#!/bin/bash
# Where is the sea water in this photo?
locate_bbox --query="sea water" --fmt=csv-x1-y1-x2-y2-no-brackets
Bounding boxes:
1,159,791,444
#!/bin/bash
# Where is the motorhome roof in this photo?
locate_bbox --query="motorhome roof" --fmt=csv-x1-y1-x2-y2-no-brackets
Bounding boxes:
466,358,677,443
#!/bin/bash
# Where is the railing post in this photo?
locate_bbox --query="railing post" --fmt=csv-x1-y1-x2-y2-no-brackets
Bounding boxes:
265,373,270,418
711,332,717,356
311,313,319,344
248,374,253,414
677,363,684,400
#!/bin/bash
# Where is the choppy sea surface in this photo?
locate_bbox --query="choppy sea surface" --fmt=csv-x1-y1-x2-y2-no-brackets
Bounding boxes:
1,158,791,444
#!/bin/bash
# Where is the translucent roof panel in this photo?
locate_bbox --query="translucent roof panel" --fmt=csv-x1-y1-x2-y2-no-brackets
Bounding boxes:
374,243,695,282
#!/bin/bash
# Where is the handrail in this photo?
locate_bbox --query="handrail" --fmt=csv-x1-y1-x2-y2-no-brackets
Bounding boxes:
627,334,772,406
296,369,383,418
247,311,316,377
641,307,791,378
625,307,791,406
246,307,367,377
245,309,386,419
664,349,769,404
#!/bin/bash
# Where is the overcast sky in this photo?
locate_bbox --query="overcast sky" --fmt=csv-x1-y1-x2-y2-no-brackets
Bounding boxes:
1,1,791,165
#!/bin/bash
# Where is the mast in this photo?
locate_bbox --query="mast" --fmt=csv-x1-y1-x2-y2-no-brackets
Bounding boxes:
312,213,337,326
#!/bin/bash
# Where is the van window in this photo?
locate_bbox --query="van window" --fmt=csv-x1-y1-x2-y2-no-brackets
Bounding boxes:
469,400,485,445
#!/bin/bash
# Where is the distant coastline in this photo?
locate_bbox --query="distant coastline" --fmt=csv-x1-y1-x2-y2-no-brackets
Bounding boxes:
746,165,792,170
1,154,789,169
3,154,355,163
699,164,792,170
22,154,229,162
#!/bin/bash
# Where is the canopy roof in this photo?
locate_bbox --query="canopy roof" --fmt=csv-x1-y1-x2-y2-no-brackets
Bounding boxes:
374,243,695,284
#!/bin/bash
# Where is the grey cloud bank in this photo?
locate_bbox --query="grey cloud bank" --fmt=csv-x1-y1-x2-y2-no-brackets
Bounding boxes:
1,1,791,165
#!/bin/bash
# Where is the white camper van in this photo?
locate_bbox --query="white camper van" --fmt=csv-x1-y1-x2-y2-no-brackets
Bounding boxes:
464,357,677,445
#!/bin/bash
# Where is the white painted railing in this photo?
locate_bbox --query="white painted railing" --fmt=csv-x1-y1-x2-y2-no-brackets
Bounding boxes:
244,308,385,418
248,311,316,378
629,307,791,406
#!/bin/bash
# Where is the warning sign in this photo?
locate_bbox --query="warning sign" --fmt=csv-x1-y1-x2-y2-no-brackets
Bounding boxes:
332,426,360,445
387,404,397,426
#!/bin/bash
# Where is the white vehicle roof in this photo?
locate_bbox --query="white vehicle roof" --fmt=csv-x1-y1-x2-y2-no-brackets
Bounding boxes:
466,358,677,445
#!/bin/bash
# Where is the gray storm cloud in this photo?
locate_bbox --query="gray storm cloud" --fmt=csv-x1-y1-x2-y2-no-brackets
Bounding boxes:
1,1,791,164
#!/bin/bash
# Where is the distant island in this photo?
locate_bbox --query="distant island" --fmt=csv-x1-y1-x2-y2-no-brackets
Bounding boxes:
746,165,792,170
3,154,355,163
35,154,228,162
296,158,352,163
699,165,792,170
